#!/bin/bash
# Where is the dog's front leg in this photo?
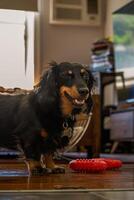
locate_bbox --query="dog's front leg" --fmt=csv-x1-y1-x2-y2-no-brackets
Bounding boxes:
25,159,46,176
43,154,65,174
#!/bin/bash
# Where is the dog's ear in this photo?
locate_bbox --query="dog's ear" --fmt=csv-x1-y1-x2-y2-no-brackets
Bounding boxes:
83,67,94,114
84,67,94,91
36,62,59,109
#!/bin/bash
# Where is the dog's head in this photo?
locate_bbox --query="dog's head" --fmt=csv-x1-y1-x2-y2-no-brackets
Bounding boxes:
57,62,94,115
36,61,94,116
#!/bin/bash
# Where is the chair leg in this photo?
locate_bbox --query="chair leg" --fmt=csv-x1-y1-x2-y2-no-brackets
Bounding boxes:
110,141,119,153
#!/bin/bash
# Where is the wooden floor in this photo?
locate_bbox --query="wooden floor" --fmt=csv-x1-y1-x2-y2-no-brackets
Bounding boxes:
0,159,134,191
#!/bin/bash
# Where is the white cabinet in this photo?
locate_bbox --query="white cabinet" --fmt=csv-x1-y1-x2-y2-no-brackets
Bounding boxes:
50,0,101,26
0,10,34,89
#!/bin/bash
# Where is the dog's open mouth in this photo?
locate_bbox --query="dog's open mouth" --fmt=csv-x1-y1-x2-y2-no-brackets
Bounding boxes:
64,91,88,107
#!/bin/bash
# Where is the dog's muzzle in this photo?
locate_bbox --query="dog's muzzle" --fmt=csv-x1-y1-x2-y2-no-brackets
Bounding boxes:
64,89,89,107
78,87,89,97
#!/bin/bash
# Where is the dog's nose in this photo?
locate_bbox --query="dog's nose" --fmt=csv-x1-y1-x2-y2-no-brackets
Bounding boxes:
78,87,89,96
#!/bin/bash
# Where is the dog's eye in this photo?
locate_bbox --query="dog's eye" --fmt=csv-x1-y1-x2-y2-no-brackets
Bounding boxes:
61,71,74,79
81,72,89,82
81,73,89,82
67,70,74,78
68,70,72,75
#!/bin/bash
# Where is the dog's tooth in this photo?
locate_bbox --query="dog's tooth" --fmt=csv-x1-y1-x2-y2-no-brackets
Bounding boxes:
74,99,85,105
86,94,89,100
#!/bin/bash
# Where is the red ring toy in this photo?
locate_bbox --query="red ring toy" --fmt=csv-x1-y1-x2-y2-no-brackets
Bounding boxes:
69,159,107,172
95,158,122,169
69,158,122,173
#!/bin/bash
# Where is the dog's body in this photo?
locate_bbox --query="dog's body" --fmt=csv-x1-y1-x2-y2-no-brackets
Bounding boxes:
0,62,94,174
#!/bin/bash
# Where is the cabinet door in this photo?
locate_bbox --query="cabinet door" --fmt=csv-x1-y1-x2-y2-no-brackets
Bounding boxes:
110,111,134,140
0,10,34,89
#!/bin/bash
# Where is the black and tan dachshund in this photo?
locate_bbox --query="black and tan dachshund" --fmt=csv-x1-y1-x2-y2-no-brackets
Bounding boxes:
0,62,94,175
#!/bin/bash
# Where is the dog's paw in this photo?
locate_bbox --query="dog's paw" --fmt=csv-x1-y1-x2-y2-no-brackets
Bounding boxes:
52,167,65,174
30,167,47,176
46,166,65,174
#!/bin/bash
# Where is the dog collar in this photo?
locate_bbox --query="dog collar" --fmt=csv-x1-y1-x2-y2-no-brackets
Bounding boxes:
63,114,75,129
62,115,75,140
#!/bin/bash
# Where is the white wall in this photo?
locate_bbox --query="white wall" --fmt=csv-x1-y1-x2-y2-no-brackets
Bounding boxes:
39,0,106,68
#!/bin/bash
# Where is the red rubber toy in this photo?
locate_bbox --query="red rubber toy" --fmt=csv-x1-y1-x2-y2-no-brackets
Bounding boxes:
69,158,122,173
95,158,122,169
69,159,107,172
